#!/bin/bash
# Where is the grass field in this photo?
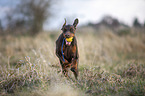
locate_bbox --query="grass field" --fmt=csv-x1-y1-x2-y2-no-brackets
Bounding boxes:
0,27,145,96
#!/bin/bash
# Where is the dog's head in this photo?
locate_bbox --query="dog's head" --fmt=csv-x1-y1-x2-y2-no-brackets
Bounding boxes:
61,18,79,39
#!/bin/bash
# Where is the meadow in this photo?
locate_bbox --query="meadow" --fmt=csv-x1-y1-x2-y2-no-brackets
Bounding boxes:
0,27,145,96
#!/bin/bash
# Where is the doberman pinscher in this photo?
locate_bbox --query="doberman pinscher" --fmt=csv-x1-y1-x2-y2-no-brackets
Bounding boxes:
56,18,79,79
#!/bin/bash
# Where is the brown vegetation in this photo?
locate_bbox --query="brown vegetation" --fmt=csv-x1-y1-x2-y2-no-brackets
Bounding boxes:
0,27,145,96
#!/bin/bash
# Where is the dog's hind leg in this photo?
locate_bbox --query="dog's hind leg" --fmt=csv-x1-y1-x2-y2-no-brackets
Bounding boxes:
71,67,78,80
71,59,78,80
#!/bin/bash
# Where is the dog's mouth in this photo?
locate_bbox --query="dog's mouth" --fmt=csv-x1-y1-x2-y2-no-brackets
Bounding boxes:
65,40,71,45
65,37,73,46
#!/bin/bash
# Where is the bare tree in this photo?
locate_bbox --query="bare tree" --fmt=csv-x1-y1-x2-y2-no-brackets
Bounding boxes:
6,0,52,35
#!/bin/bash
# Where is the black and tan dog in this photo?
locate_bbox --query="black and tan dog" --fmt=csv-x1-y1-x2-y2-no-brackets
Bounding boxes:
56,18,79,79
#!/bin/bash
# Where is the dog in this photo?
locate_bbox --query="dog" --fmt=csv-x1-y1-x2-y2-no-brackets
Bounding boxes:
56,18,79,79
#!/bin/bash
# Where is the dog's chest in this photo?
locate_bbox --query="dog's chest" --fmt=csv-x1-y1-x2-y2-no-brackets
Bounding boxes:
63,46,73,59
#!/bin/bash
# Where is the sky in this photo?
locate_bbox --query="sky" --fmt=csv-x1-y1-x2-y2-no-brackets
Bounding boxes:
0,0,145,30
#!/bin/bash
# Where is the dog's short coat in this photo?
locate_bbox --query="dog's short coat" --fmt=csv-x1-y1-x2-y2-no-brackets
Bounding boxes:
56,18,79,79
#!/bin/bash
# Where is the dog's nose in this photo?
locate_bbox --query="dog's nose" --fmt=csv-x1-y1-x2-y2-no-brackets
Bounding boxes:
65,34,70,38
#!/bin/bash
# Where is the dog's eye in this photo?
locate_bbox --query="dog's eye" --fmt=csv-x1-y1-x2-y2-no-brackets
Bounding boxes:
63,28,67,32
70,28,73,32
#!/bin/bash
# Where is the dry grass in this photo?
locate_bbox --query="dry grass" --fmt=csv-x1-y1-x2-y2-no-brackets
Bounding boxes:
0,27,145,96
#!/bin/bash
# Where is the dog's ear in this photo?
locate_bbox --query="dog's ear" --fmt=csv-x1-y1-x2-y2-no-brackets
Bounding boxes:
73,18,79,29
61,18,66,30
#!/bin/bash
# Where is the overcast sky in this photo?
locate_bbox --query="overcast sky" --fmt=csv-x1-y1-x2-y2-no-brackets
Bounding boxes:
0,0,145,30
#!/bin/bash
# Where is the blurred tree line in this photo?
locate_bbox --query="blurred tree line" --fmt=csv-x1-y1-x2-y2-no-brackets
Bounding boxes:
0,0,145,35
88,16,145,31
0,0,52,35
